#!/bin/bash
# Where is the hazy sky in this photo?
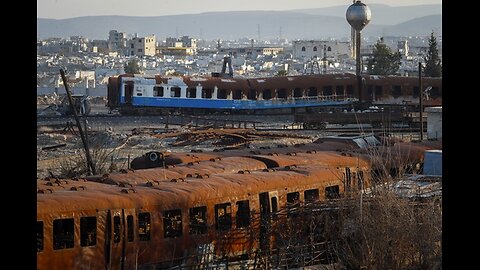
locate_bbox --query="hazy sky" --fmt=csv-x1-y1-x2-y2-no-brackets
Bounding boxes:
37,0,442,19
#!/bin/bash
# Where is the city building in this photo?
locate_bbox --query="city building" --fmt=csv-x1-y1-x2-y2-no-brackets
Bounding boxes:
128,34,156,56
292,40,350,61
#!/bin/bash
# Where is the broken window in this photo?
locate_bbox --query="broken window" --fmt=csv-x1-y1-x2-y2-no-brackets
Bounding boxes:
170,87,181,98
287,192,300,207
202,89,213,99
304,189,320,202
346,85,354,96
233,89,243,100
113,216,121,243
287,192,300,217
323,86,333,96
215,203,232,231
313,46,317,51
336,85,344,96
429,87,440,99
277,89,287,99
327,46,331,51
154,86,164,97
236,200,250,228
301,46,306,52
307,87,318,97
262,89,272,100
187,88,196,98
53,218,74,250
392,85,402,98
218,89,228,99
164,209,183,238
189,206,207,235
293,88,303,98
80,216,97,247
127,215,134,242
413,86,420,99
37,221,43,252
326,185,340,199
138,212,151,241
248,89,257,100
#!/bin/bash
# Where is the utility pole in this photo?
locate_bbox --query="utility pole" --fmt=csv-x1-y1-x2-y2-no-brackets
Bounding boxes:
60,69,96,175
418,62,424,141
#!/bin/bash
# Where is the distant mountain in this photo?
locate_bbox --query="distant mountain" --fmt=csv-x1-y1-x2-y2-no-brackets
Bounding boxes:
37,6,442,40
368,15,442,37
293,4,442,26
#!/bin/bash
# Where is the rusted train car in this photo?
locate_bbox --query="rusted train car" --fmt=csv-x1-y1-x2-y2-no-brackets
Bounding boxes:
106,73,442,115
37,134,440,269
38,150,373,269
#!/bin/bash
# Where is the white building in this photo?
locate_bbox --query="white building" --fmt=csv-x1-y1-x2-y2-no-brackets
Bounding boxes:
292,40,350,61
128,35,156,56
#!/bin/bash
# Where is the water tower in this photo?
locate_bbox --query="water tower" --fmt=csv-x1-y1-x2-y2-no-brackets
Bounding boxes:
346,1,371,103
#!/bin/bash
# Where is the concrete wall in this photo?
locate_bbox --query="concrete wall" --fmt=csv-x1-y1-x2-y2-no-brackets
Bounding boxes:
37,85,107,97
426,106,442,140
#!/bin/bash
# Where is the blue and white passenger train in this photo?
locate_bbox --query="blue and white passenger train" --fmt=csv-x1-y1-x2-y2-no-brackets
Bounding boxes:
106,73,442,115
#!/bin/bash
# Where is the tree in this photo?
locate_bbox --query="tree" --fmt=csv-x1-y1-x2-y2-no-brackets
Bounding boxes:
124,60,143,74
424,32,442,77
366,39,401,75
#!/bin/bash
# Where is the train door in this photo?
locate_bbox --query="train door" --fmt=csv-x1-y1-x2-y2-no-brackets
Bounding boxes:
259,192,271,251
125,82,134,104
105,209,137,270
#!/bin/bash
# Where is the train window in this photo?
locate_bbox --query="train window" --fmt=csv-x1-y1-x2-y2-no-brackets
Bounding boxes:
346,85,354,96
80,216,97,247
413,86,420,99
170,87,181,98
236,200,250,228
136,93,142,96
127,215,134,242
189,206,207,235
233,89,243,100
53,218,74,250
287,192,300,217
429,87,440,99
113,216,121,243
164,209,183,238
326,185,340,199
187,88,196,98
138,212,151,241
277,89,287,99
293,88,303,98
37,221,43,252
262,89,272,100
392,85,402,98
323,86,333,96
154,86,164,97
248,89,257,100
307,87,317,97
202,89,213,99
336,85,344,96
218,89,228,99
375,86,382,100
271,197,278,220
304,189,319,202
215,203,232,231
